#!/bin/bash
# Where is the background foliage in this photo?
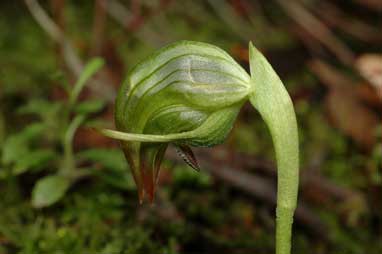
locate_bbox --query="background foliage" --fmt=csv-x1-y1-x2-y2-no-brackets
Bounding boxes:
0,0,381,253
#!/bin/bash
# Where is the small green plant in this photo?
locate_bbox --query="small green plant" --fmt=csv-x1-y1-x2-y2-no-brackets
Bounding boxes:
100,41,299,254
1,58,134,208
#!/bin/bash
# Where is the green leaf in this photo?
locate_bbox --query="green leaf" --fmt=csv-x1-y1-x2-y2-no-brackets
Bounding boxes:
69,58,105,106
17,100,63,131
73,99,106,115
248,42,299,254
2,123,46,165
14,122,46,140
32,175,71,208
2,136,28,165
13,149,57,175
17,99,56,115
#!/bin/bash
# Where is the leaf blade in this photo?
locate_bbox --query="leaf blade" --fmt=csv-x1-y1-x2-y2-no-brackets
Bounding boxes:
69,58,104,105
32,175,71,208
248,42,299,254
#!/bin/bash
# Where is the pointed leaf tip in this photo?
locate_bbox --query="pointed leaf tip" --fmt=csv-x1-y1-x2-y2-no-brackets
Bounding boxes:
248,41,264,79
176,145,200,171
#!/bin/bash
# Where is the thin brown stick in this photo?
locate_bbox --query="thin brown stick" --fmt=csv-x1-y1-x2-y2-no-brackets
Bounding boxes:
24,0,116,102
167,147,327,237
102,0,168,47
91,0,107,56
276,0,355,66
25,0,82,76
314,1,382,43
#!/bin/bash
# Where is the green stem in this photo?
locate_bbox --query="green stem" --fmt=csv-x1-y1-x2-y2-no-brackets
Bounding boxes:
62,115,85,175
248,42,299,254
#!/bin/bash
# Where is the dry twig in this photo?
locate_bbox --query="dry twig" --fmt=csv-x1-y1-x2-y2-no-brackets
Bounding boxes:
276,0,355,66
167,147,327,237
25,0,116,102
102,0,169,47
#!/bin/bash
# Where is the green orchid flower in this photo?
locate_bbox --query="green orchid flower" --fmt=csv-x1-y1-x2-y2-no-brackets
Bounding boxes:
100,40,299,254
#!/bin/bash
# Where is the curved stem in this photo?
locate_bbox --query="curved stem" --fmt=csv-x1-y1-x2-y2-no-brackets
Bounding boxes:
248,42,299,254
62,115,85,175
